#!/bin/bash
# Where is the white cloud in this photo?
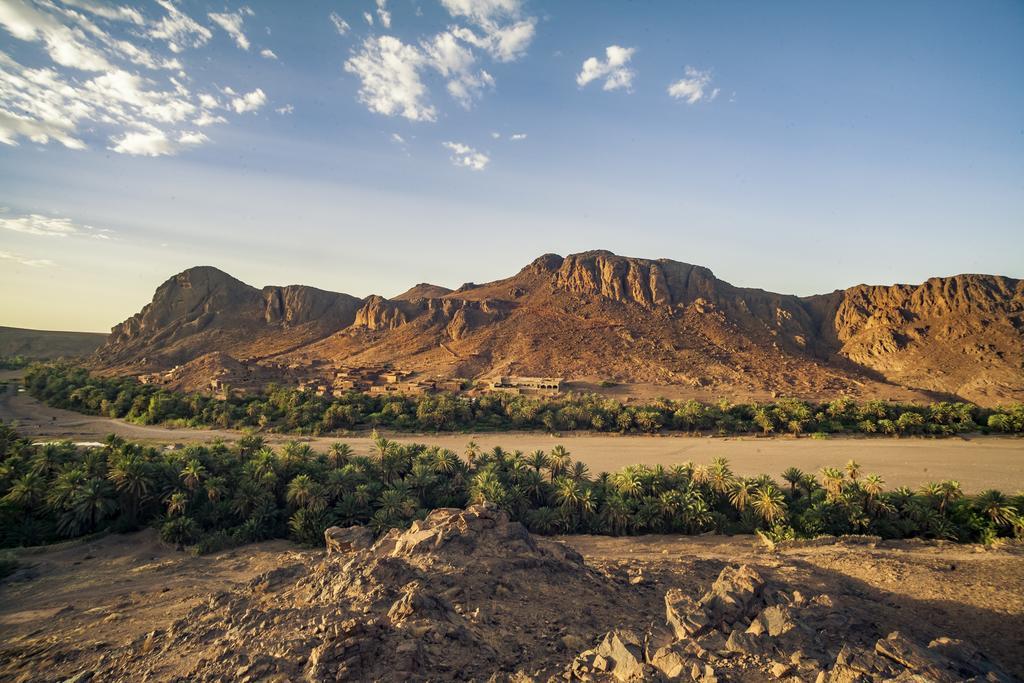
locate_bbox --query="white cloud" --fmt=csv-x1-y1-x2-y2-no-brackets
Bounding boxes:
443,141,489,170
0,212,81,237
376,0,391,28
440,0,535,62
0,250,54,267
510,132,526,140
491,131,500,139
109,125,174,156
58,0,144,25
209,10,251,51
667,66,719,104
0,2,269,156
362,11,373,26
422,30,493,108
177,130,208,146
329,12,350,36
275,104,294,115
344,36,435,122
0,0,114,71
260,48,277,60
391,132,405,143
192,111,224,126
231,88,266,113
0,209,112,242
577,45,635,92
149,0,212,53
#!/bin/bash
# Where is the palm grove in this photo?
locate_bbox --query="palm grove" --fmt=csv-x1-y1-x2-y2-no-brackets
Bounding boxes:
1,422,1020,554
22,364,1024,436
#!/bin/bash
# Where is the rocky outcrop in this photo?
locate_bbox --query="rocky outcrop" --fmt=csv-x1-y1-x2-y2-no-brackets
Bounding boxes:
324,525,374,554
598,564,1013,683
353,295,409,331
94,252,1024,405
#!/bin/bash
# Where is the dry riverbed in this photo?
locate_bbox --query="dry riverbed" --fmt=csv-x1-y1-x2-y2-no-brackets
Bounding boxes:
2,382,1022,493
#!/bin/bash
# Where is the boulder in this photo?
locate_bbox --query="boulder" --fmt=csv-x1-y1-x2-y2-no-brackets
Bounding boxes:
324,525,374,554
570,630,651,682
665,589,709,639
698,565,765,628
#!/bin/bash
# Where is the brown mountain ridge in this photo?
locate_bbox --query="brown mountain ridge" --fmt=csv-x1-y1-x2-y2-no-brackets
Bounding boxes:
94,250,1024,406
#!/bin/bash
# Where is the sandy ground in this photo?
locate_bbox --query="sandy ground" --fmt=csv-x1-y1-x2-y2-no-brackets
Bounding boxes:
1,380,1022,493
1,531,1022,680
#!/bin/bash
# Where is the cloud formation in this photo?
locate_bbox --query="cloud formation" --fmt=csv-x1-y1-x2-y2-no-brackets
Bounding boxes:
231,88,267,114
577,45,636,91
0,209,112,242
0,250,54,267
443,141,489,170
0,0,270,156
329,11,350,36
667,66,718,104
208,8,252,51
345,36,436,122
344,0,535,121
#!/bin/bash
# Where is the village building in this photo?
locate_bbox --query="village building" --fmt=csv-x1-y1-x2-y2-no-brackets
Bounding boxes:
487,376,565,396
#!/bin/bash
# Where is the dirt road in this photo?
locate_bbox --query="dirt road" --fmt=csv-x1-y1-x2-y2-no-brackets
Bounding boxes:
1,381,1021,492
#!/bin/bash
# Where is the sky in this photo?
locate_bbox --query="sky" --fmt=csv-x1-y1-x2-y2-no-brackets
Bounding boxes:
0,0,1022,333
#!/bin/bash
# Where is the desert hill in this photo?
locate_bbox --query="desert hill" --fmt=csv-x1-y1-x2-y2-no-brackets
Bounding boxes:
93,251,1024,405
0,325,107,359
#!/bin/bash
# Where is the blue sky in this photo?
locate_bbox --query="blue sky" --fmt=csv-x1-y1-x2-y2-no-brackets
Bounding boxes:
1,0,1022,332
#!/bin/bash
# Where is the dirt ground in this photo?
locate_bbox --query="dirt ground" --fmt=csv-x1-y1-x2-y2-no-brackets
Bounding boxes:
1,531,1022,681
2,382,1021,493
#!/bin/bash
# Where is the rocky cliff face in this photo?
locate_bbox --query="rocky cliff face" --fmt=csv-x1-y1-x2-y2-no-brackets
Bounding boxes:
94,253,1024,404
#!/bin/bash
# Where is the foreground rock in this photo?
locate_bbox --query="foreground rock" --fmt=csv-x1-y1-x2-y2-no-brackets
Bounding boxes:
566,563,1013,682
1,511,1017,682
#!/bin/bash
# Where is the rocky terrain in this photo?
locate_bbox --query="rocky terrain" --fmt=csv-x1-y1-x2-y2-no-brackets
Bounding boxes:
93,250,1024,405
2,506,1022,682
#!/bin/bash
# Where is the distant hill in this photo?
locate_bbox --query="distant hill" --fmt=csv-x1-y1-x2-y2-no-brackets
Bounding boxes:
0,326,107,359
93,251,1024,406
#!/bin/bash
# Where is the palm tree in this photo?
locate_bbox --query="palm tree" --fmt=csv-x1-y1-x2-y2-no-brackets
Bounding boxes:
432,449,460,475
108,452,151,523
570,460,590,483
729,478,756,512
548,445,571,480
554,477,584,513
287,474,325,510
937,480,963,513
751,485,787,526
204,476,226,504
974,490,1018,528
166,491,188,517
180,459,206,491
464,440,481,466
527,449,548,474
781,467,804,495
3,471,47,510
103,433,126,454
862,474,885,500
821,467,845,500
600,495,631,536
69,478,115,534
845,460,861,481
707,460,734,496
328,443,353,468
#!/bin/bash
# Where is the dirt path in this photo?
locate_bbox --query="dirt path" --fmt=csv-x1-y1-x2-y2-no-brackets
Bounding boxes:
1,381,1022,492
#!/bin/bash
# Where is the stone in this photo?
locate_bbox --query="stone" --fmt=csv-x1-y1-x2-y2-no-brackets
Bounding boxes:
665,588,709,639
324,525,374,554
755,605,794,637
875,632,960,682
650,643,690,679
699,565,765,628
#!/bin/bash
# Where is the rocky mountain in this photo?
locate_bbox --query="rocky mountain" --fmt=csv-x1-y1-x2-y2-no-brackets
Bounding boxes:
94,251,1024,405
